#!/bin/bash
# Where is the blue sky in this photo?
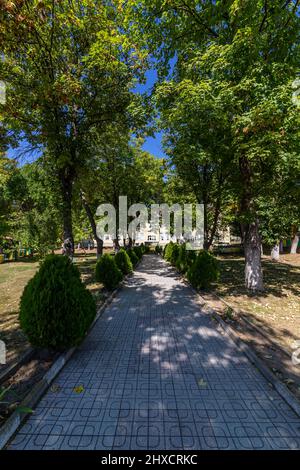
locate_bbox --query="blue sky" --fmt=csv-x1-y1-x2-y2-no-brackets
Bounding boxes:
142,133,164,158
133,67,165,159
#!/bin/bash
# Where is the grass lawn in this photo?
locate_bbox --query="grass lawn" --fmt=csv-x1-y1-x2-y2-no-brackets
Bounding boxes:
0,252,107,371
1,250,299,390
213,254,300,352
0,259,38,366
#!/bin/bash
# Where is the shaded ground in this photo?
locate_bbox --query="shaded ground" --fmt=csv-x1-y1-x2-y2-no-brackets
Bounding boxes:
0,354,57,425
200,253,300,402
214,254,300,351
8,255,300,450
0,259,38,368
0,253,106,370
0,253,106,425
1,251,299,426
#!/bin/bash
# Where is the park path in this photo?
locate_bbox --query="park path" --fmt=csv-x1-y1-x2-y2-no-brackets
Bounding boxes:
9,255,300,450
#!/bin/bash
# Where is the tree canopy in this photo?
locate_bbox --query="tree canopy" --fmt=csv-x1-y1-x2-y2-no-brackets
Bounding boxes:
1,1,299,292
121,0,300,290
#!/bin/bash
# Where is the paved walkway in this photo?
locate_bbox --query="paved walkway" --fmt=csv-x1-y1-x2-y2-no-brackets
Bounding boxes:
9,255,300,450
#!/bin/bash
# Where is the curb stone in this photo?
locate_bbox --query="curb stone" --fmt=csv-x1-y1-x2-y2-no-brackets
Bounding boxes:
239,313,292,358
165,258,300,418
0,347,35,386
0,256,144,450
197,287,293,359
207,310,300,418
0,346,75,450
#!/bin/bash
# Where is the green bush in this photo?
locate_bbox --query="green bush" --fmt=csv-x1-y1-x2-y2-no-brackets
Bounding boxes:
144,244,151,253
163,242,173,258
164,242,180,265
19,255,96,350
162,243,168,257
95,254,123,290
176,244,198,273
187,250,220,290
155,244,163,255
133,245,143,259
115,249,133,275
163,242,173,261
127,248,139,266
186,249,197,267
176,244,187,272
170,243,180,265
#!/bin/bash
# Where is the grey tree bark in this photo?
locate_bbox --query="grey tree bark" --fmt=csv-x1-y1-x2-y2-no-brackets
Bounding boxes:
239,155,264,291
60,167,75,258
80,191,103,258
243,220,264,291
290,234,299,254
271,243,280,261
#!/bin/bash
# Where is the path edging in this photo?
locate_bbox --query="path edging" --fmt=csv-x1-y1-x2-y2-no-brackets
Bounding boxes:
166,260,300,418
0,267,131,450
0,346,75,450
1,255,144,449
200,288,292,359
0,347,35,386
208,309,300,417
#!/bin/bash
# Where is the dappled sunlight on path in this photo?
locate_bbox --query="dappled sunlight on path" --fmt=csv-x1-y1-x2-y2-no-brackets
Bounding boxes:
9,255,300,450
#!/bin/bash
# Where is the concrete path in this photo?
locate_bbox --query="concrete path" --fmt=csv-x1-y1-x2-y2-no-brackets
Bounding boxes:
9,255,300,450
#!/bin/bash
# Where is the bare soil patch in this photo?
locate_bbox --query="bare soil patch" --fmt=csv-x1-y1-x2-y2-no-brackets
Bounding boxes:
201,253,300,401
0,253,105,426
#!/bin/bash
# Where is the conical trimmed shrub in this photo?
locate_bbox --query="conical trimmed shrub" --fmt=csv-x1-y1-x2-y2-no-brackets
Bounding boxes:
164,242,180,265
127,248,139,266
175,244,197,273
163,242,173,261
170,243,180,265
19,255,96,350
95,253,123,290
176,244,188,272
115,249,133,275
187,250,220,289
133,245,143,259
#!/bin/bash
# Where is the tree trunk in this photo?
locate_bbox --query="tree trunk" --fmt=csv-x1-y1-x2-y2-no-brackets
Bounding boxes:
290,234,299,254
203,201,209,250
243,220,264,291
123,236,132,249
271,243,280,261
80,191,103,258
207,193,222,250
239,155,263,291
60,168,74,257
113,238,120,252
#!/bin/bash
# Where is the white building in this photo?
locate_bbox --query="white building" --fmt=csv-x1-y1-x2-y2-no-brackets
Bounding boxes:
102,223,176,248
87,224,240,249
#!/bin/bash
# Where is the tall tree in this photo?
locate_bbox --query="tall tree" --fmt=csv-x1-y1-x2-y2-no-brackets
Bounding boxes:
0,156,62,255
123,0,300,291
0,154,19,241
0,0,143,255
155,78,233,249
75,130,165,252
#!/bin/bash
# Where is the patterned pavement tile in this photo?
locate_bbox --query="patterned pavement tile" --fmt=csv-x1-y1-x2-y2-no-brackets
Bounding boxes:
8,255,300,450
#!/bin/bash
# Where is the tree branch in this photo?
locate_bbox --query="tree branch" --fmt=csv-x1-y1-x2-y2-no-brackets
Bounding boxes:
259,0,268,33
173,1,219,39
